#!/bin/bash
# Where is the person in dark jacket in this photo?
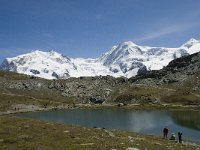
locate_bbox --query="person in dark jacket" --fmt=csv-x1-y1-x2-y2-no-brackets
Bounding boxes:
163,127,169,139
178,132,182,143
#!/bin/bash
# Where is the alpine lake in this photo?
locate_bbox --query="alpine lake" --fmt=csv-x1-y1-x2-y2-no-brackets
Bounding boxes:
17,108,200,144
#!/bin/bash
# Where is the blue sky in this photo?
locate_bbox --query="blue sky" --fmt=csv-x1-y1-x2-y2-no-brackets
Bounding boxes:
0,0,200,62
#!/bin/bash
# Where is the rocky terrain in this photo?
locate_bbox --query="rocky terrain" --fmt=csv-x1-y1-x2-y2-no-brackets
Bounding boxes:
0,51,200,113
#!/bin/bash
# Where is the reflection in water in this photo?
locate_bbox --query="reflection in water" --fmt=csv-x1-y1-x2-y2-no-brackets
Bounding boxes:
127,111,172,132
171,111,200,131
17,109,200,144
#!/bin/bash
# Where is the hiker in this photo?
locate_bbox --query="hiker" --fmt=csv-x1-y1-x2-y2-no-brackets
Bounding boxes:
178,132,182,143
163,127,169,139
170,133,176,141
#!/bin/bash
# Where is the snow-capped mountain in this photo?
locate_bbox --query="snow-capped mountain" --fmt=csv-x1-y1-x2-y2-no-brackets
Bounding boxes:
0,50,115,79
97,38,200,78
1,38,200,79
0,50,77,79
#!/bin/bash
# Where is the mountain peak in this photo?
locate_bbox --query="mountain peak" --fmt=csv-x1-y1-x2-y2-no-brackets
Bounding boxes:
187,38,199,43
182,38,200,48
119,41,138,47
31,49,57,54
31,49,45,54
29,50,66,59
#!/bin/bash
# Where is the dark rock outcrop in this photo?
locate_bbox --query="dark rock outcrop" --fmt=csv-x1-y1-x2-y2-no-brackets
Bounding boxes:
30,69,40,75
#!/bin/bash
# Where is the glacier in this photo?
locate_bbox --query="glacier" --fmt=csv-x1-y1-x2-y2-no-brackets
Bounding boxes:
0,38,200,79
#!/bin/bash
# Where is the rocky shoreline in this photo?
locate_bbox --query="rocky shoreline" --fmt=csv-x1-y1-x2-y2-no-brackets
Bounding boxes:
1,102,200,116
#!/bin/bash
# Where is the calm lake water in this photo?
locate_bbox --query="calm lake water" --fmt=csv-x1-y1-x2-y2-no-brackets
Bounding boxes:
17,109,200,144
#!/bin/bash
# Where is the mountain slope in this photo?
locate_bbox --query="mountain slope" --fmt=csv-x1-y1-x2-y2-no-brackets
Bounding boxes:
0,51,200,111
128,51,200,104
1,38,200,79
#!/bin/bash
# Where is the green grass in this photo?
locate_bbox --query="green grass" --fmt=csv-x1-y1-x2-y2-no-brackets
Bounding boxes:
108,84,173,104
109,81,200,105
0,93,74,112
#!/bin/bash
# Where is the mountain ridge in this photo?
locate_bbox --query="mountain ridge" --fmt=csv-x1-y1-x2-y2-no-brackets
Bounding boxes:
0,51,200,107
1,38,200,79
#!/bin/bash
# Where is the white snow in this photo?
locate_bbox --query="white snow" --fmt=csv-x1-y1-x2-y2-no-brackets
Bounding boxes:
1,38,200,79
70,58,114,77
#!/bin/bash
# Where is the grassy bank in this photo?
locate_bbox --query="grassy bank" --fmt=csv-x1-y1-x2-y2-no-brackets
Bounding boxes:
0,116,199,150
